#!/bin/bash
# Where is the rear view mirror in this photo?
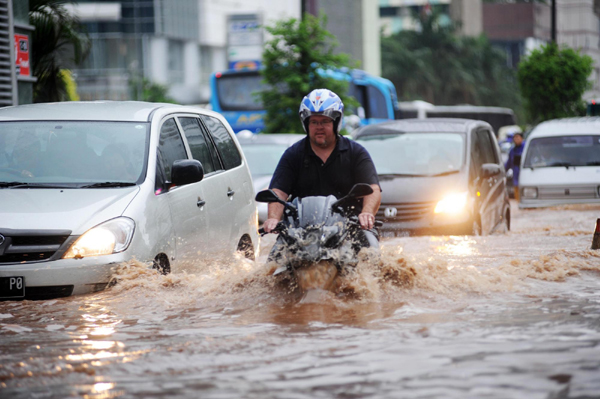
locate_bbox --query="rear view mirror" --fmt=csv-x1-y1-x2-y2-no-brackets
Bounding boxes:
481,163,501,179
332,183,374,210
255,189,280,203
171,159,204,186
347,183,374,199
255,189,298,215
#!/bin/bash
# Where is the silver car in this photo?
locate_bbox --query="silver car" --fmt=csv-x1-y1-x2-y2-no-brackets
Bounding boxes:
355,119,510,236
0,101,259,299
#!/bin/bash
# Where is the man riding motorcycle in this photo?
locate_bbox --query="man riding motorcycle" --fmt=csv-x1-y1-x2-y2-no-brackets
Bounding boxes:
262,89,382,260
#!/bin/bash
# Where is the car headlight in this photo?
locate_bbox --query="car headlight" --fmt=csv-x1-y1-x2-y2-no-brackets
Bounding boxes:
63,217,135,259
522,187,538,199
434,192,468,214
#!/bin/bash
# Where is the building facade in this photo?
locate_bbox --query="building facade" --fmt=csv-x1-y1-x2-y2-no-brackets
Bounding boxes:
379,0,481,37
483,0,600,100
68,0,299,104
0,0,35,106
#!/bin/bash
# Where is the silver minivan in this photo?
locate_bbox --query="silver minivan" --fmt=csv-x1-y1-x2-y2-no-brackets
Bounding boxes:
0,101,259,299
519,117,600,208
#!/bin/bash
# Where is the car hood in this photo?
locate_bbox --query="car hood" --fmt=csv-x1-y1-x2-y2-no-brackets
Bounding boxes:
379,172,467,204
0,187,140,234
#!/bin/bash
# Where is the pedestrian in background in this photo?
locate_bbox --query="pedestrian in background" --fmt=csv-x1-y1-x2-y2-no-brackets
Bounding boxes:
505,132,524,200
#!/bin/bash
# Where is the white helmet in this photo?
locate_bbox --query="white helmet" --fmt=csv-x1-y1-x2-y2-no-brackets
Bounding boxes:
299,89,344,134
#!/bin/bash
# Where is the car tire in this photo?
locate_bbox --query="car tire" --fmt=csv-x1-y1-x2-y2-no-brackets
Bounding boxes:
237,235,255,260
152,254,171,275
502,209,510,233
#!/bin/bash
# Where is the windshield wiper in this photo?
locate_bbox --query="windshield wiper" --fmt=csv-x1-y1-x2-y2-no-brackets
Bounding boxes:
428,170,460,177
379,173,425,178
546,162,573,168
1,182,75,189
0,181,27,188
80,182,137,188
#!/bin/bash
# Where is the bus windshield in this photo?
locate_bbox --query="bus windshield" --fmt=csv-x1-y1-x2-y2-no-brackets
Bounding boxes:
216,73,266,111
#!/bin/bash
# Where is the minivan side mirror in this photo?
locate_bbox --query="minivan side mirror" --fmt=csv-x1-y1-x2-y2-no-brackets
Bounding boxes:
171,159,204,186
481,163,501,179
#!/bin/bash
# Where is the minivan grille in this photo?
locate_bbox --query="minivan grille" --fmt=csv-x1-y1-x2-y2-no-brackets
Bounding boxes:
538,186,598,200
0,231,71,264
377,201,436,222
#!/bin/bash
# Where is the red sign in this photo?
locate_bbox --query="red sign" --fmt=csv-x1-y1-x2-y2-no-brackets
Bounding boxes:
14,34,30,77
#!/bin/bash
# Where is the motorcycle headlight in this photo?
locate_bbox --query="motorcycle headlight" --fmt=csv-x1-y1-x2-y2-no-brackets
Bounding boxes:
434,192,468,214
320,226,340,248
63,217,135,259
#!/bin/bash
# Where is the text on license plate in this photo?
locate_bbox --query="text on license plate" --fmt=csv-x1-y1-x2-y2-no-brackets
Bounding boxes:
0,276,25,299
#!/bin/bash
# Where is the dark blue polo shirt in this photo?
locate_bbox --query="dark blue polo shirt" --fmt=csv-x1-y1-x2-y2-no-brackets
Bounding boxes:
269,135,380,204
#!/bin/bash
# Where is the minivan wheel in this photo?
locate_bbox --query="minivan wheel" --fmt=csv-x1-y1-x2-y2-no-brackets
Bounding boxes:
152,254,171,275
237,235,255,260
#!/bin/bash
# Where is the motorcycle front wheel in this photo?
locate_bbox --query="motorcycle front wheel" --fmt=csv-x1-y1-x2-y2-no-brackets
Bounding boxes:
294,260,338,292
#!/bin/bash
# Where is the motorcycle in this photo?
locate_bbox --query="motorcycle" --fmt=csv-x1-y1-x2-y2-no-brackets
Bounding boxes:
256,183,380,293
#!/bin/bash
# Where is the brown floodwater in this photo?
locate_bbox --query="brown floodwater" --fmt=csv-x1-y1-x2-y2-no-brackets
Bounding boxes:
1,201,600,399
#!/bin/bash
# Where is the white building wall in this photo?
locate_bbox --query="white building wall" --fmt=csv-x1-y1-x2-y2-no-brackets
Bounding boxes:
149,37,169,85
363,0,381,76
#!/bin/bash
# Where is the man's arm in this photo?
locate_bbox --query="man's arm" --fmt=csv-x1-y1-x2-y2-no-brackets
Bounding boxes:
263,188,288,233
358,184,381,230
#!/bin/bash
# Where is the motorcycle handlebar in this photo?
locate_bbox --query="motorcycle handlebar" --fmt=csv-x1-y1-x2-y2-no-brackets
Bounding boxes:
259,221,287,236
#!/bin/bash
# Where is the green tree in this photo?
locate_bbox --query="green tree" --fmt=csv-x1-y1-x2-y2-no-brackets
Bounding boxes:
517,42,593,123
381,10,522,117
129,77,176,103
29,0,91,102
260,13,356,133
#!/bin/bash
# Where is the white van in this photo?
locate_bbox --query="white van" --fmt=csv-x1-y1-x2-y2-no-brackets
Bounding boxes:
519,117,600,208
0,102,259,299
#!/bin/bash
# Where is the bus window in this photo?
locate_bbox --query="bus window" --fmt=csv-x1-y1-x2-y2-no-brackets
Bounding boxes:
587,101,600,116
367,85,389,119
216,72,265,111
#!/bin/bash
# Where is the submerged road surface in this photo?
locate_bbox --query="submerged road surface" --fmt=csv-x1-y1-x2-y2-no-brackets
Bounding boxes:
1,201,600,399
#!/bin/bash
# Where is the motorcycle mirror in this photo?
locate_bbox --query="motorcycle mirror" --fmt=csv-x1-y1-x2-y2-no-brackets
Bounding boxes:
347,183,374,198
255,189,298,214
255,189,280,203
331,183,374,211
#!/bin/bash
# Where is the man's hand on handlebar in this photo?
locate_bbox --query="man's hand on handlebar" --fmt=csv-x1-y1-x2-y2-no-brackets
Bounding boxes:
263,218,280,233
358,212,375,230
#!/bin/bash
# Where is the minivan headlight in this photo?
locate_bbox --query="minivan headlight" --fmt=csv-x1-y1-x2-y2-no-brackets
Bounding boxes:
63,217,135,259
434,192,468,214
522,187,538,199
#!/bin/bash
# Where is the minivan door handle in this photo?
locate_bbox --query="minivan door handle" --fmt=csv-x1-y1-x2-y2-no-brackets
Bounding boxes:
227,189,235,197
197,198,206,207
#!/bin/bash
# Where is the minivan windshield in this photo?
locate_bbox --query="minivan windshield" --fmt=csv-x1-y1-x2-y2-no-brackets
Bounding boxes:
0,121,149,186
358,133,465,176
523,135,600,168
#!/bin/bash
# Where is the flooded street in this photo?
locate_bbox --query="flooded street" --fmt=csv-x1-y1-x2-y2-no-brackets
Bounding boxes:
1,201,600,399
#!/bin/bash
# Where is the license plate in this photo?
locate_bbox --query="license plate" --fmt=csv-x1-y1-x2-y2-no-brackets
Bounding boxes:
0,276,25,299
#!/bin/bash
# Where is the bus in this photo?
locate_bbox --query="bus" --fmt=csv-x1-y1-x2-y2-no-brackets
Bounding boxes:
209,68,399,133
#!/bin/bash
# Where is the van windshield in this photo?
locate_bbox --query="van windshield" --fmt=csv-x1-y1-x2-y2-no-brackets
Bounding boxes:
523,135,600,168
358,133,465,176
0,121,149,186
